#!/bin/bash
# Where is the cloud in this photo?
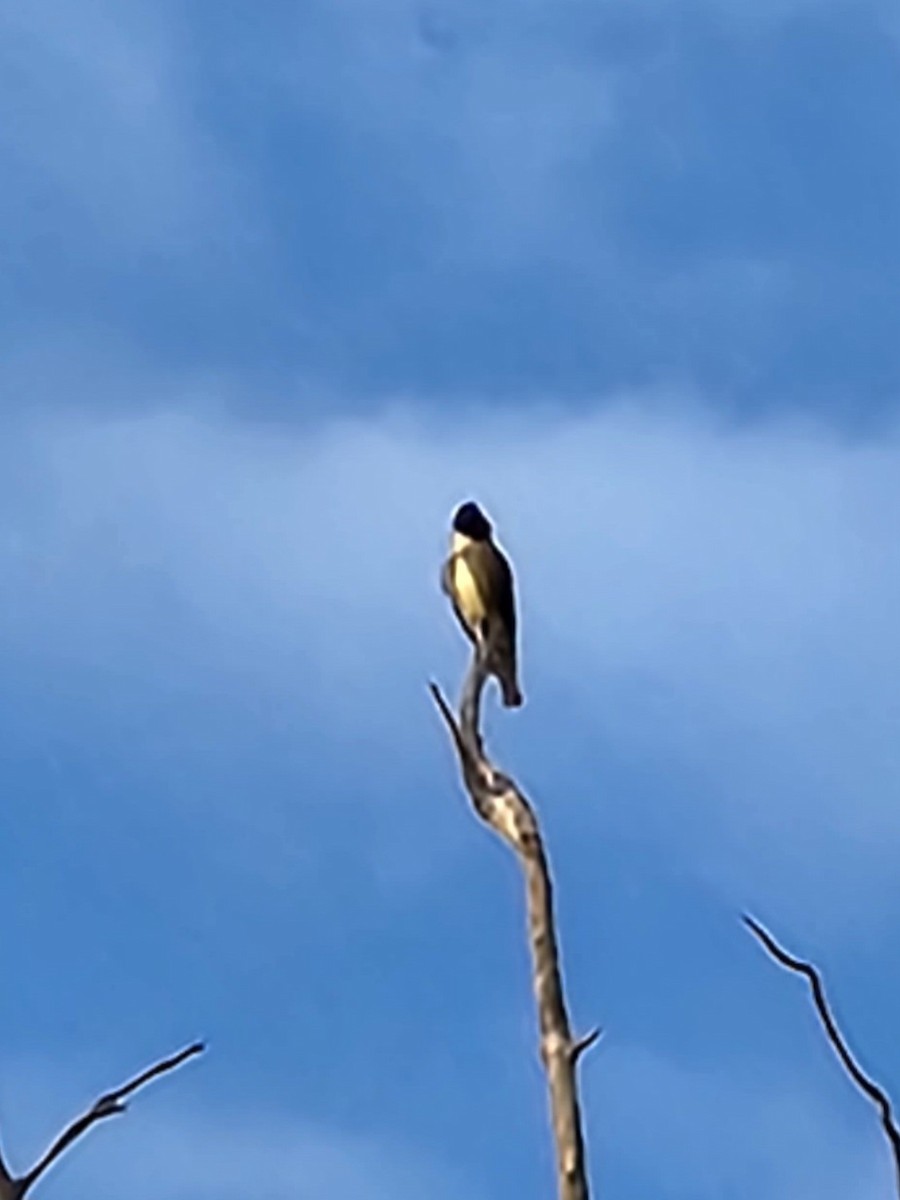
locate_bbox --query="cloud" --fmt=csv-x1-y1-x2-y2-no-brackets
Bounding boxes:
78,1116,473,1200
6,1041,888,1200
267,0,617,264
0,2,217,244
2,1,895,420
1,1057,475,1200
593,1042,889,1199
2,396,900,935
3,395,900,1200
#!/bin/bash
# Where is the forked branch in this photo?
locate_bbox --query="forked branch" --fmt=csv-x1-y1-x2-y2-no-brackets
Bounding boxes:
431,655,596,1200
744,915,900,1195
0,1042,204,1199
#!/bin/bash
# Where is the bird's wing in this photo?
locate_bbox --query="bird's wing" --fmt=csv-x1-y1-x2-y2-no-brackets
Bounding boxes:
480,543,517,640
476,542,522,705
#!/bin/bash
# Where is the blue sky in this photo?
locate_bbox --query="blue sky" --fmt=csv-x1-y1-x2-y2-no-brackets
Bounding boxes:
1,1,899,1197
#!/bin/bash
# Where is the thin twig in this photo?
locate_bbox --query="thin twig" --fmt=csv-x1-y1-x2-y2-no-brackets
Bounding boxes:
744,915,900,1195
0,1042,204,1199
432,668,596,1200
571,1029,603,1065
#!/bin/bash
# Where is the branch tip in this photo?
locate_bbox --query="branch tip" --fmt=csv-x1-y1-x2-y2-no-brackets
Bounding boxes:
17,1041,204,1196
745,914,900,1195
571,1029,602,1063
428,681,454,723
742,914,808,974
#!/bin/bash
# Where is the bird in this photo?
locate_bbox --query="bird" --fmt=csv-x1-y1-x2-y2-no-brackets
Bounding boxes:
441,500,523,707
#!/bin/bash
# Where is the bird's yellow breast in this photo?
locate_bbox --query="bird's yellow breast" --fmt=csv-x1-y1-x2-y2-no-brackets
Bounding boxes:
450,539,487,627
453,557,486,624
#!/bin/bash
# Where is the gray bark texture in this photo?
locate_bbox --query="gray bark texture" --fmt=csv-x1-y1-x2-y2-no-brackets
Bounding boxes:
431,654,596,1200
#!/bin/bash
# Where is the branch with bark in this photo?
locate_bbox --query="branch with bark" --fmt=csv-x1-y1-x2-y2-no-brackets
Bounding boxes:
431,653,597,1200
744,915,900,1195
0,1042,204,1199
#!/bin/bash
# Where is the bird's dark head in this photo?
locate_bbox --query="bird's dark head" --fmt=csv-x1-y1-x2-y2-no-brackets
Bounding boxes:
452,501,492,541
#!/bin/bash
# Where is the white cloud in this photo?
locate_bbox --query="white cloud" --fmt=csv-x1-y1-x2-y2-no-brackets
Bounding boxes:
64,1112,472,1200
594,1043,889,1199
1,1057,474,1200
3,393,900,1198
2,398,900,927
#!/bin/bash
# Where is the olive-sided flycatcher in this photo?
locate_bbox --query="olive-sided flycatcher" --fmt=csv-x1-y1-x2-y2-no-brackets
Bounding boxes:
441,500,523,707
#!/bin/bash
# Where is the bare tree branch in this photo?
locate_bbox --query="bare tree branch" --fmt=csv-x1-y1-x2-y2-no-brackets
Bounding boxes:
0,1042,204,1200
431,654,596,1200
744,914,900,1194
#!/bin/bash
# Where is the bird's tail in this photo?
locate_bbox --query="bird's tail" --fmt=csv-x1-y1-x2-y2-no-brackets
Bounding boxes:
492,643,523,707
498,670,524,708
482,624,524,708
